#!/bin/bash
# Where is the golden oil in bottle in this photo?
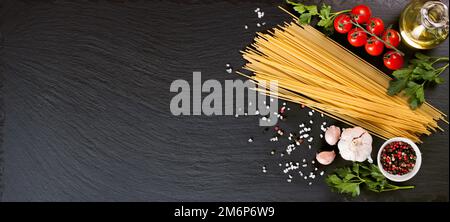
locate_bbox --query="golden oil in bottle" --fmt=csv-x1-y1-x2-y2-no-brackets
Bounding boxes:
400,0,449,49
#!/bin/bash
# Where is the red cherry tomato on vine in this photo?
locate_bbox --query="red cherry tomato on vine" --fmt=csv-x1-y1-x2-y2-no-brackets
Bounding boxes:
365,37,385,56
366,17,385,36
334,14,353,34
382,29,401,49
351,5,372,24
383,51,404,70
348,28,368,47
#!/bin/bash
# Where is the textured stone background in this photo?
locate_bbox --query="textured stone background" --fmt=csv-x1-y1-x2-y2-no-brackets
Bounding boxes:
0,0,448,201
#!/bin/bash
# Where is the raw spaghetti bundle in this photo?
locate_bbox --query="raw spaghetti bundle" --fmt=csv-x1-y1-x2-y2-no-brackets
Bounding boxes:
240,21,447,143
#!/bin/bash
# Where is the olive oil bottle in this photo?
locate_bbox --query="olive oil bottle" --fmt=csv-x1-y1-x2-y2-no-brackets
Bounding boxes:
400,0,449,49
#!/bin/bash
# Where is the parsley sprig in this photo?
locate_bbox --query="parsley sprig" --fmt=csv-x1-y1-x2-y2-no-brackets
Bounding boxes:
286,0,350,34
388,53,449,109
326,162,414,197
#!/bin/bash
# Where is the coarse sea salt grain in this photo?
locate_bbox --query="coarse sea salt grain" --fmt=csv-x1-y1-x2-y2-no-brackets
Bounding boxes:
309,120,313,124
257,11,265,18
287,179,292,183
257,23,261,27
244,25,248,29
248,138,253,143
320,171,325,176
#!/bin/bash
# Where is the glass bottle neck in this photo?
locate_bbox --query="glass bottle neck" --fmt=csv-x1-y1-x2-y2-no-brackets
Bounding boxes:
420,1,449,30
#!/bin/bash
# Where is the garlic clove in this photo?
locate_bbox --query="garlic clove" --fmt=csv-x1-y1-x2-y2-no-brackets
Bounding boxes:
316,150,336,165
325,125,341,146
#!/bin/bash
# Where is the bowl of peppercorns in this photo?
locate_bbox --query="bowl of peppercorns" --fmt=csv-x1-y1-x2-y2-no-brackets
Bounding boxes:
377,137,422,182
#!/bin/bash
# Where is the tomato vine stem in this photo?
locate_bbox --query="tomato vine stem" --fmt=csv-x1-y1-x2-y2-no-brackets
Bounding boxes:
350,20,405,56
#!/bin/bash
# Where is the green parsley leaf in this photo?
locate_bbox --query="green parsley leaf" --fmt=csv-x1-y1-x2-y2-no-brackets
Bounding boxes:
325,174,342,185
335,182,360,197
388,79,408,95
415,52,431,61
305,5,318,15
343,174,356,181
392,68,412,79
319,4,331,18
335,167,351,178
293,5,306,14
299,13,312,25
434,77,445,84
416,86,425,103
409,97,419,109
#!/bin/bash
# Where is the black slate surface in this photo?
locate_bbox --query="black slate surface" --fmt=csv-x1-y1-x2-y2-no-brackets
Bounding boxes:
0,0,448,201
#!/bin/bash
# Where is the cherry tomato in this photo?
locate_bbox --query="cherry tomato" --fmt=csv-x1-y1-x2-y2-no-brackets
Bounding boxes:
347,28,368,47
351,5,372,24
334,14,353,34
366,17,385,36
383,51,404,70
382,29,401,49
365,37,385,56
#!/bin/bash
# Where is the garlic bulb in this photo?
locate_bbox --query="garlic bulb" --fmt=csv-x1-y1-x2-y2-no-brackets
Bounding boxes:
316,150,336,165
337,127,373,163
325,125,341,146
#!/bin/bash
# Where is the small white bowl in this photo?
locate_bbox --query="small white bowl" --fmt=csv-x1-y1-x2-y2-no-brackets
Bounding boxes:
377,137,422,182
